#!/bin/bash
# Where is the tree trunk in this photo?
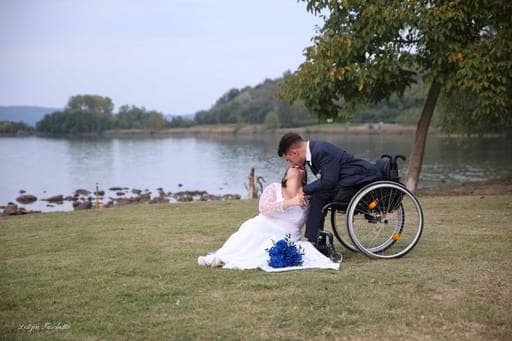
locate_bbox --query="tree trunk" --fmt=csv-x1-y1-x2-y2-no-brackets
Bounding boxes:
406,80,442,193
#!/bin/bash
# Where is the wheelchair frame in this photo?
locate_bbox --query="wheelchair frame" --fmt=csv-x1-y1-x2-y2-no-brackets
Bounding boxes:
321,155,424,259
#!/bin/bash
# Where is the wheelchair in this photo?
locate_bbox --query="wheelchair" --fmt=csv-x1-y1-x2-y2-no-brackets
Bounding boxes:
321,155,424,259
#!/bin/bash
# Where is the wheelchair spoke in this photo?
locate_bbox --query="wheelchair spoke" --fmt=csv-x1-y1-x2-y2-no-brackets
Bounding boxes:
385,188,393,213
367,224,386,247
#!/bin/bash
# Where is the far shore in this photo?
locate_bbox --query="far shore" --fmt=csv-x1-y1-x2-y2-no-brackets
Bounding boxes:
2,123,434,138
104,123,426,137
3,123,511,138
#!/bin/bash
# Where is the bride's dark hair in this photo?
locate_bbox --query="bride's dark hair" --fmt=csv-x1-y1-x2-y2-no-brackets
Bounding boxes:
281,166,307,188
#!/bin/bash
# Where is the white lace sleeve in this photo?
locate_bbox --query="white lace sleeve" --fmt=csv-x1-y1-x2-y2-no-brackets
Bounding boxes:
258,184,284,216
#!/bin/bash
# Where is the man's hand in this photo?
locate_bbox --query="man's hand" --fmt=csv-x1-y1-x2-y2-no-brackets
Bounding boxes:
298,189,309,207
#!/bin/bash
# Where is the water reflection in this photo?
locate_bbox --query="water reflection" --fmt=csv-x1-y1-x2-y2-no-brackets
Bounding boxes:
66,138,116,189
0,134,510,212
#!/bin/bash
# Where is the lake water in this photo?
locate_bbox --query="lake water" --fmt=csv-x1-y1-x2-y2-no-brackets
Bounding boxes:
1,134,511,212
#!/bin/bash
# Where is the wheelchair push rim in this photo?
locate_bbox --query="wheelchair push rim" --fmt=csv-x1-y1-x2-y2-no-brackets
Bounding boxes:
346,181,424,259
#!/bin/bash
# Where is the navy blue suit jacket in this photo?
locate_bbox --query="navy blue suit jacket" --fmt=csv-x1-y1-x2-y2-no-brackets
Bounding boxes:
303,141,382,195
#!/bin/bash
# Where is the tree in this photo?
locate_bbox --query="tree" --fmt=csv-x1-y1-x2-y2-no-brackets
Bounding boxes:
281,0,512,192
143,111,168,130
116,105,146,129
436,87,511,135
216,88,241,105
114,105,167,130
0,120,34,134
66,95,114,115
263,110,281,130
169,115,195,128
36,95,115,134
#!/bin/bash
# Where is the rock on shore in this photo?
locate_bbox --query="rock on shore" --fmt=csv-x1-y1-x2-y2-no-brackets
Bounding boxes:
75,189,91,196
73,200,92,210
3,186,243,215
16,194,37,204
1,203,41,216
43,194,64,203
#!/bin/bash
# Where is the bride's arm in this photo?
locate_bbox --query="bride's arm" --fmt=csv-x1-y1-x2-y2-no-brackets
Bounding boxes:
259,185,302,216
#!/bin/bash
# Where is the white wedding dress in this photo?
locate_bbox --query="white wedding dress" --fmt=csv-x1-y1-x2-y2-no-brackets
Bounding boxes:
197,183,340,272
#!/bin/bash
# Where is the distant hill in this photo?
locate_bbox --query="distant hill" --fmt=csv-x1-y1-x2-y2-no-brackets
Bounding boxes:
194,77,317,127
194,74,427,126
0,106,61,127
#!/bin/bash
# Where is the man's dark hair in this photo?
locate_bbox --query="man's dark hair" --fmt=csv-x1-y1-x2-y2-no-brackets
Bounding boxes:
277,132,305,157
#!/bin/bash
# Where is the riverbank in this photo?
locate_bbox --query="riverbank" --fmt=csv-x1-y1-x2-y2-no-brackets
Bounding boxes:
416,177,512,197
0,123,431,138
1,192,511,339
2,177,511,216
1,187,242,216
104,123,427,137
5,123,511,139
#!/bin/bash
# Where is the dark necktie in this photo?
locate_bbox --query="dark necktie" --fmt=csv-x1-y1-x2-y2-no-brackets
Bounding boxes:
308,161,318,175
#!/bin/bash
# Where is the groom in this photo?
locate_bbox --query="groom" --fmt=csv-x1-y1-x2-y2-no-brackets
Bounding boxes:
278,132,382,255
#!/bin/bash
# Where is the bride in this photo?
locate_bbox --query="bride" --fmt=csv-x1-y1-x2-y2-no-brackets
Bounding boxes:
197,165,340,272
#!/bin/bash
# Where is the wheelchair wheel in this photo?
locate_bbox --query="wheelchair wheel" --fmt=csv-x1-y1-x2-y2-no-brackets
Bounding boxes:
346,181,423,259
330,206,359,252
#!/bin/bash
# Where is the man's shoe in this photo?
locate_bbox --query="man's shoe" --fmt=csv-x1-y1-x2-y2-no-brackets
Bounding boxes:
316,231,342,262
324,243,342,262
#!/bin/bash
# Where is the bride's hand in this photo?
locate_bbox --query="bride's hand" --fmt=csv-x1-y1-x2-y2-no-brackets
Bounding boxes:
299,191,309,207
282,192,306,210
292,192,308,207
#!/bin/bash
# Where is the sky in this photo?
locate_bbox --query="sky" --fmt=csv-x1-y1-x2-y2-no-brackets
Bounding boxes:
0,0,321,115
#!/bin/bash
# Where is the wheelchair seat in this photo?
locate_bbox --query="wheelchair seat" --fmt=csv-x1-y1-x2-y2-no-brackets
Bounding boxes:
323,154,406,214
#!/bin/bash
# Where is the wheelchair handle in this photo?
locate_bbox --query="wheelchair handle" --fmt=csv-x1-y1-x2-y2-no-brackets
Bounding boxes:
379,154,406,180
393,155,406,164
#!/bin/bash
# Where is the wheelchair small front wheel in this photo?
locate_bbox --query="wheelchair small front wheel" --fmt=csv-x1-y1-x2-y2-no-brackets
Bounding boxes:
346,181,424,259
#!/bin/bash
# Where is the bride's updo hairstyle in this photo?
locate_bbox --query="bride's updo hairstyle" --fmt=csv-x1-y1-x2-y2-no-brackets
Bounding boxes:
281,166,307,188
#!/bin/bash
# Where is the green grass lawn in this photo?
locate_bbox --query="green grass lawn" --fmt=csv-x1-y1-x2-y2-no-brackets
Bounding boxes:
1,195,511,339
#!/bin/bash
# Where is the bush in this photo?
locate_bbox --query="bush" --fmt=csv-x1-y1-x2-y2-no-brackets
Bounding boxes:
0,121,34,134
263,111,280,130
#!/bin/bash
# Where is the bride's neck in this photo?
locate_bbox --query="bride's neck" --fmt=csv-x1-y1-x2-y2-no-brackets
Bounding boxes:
283,179,301,197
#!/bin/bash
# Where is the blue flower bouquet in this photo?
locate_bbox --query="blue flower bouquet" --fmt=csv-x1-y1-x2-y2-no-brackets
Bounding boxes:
267,234,304,268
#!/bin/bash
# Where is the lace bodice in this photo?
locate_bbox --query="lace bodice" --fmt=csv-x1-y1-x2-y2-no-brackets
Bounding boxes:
258,183,308,232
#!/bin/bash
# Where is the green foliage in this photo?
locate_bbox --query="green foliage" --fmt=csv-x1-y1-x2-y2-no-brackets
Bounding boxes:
263,110,280,130
115,105,168,130
194,76,317,126
345,75,428,124
198,73,426,127
0,120,34,134
66,94,114,115
282,0,512,134
437,88,512,134
36,110,113,135
37,95,114,135
168,115,195,128
35,95,170,135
